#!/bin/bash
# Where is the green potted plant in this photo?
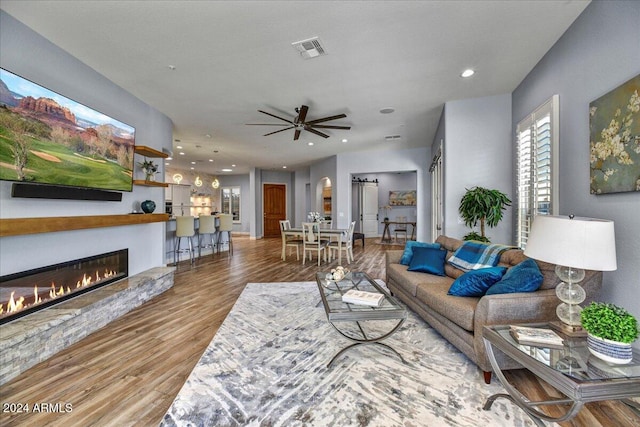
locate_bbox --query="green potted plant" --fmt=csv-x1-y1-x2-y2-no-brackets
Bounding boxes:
458,186,511,242
581,302,638,364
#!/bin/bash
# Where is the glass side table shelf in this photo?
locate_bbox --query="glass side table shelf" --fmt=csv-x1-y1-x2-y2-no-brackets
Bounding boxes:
483,323,640,426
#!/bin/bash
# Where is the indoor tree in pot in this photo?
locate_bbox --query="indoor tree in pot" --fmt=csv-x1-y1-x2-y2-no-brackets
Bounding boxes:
458,186,511,242
581,302,638,364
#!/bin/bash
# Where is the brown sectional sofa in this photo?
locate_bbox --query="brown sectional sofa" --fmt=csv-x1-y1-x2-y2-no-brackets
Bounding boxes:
385,235,603,383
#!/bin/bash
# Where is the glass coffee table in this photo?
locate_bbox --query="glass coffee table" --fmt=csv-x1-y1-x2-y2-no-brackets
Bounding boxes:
483,323,640,426
315,271,407,368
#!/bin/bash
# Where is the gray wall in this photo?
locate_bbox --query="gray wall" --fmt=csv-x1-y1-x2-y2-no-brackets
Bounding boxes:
442,94,513,244
512,0,640,341
0,11,173,276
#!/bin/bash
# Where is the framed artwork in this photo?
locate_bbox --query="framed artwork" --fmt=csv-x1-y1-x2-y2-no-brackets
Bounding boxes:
589,73,640,194
389,190,416,206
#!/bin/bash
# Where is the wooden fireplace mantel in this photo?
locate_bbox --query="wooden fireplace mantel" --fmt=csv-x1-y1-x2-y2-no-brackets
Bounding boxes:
0,213,169,237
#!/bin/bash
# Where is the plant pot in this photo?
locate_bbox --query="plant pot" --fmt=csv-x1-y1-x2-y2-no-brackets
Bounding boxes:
587,333,633,364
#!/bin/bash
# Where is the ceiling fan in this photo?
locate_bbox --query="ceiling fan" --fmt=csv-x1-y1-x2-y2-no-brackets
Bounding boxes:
247,105,351,140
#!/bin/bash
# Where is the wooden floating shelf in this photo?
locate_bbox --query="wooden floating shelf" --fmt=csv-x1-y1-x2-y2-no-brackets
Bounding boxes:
0,213,169,237
133,180,169,188
134,145,168,158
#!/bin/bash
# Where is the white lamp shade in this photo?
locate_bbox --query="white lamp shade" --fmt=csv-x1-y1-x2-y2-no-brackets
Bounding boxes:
523,215,617,271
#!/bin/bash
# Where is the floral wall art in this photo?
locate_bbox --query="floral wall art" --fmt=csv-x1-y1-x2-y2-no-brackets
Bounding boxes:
589,74,640,194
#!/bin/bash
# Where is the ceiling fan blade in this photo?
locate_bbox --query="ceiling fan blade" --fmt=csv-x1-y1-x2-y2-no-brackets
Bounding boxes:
264,126,294,136
305,113,347,125
246,123,291,126
311,124,351,130
304,126,330,138
294,129,302,140
258,110,294,124
296,105,308,124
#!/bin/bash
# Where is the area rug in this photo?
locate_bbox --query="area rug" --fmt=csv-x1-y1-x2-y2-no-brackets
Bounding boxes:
161,282,536,427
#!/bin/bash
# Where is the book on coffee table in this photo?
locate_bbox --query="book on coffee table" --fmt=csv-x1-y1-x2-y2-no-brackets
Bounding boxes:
510,325,564,348
342,289,385,307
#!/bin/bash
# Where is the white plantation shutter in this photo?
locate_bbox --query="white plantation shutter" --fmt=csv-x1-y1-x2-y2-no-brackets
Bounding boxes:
516,95,559,249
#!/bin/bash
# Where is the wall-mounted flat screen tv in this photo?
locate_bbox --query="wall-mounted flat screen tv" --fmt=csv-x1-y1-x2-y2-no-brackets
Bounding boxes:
0,68,135,192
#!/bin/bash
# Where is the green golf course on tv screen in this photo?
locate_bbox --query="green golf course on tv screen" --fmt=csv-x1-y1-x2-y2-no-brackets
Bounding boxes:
0,68,135,192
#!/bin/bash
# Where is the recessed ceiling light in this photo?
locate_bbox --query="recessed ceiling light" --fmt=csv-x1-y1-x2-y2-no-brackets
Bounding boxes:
176,145,183,149
190,167,194,170
232,164,236,167
307,142,314,146
166,157,173,160
380,107,395,114
461,69,475,78
342,139,348,143
165,162,170,165
222,168,232,172
282,165,287,169
209,159,213,162
179,152,185,155
191,161,196,165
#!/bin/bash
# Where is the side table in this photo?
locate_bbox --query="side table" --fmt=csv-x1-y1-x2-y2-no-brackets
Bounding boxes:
483,323,640,426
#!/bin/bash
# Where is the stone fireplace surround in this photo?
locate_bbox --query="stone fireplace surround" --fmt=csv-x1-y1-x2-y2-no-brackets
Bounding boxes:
0,266,174,386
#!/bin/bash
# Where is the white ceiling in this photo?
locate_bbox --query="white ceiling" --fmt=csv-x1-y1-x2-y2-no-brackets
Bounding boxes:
1,1,589,175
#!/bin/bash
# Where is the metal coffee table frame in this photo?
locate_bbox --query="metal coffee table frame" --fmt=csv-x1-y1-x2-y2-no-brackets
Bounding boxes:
315,272,407,368
483,323,640,426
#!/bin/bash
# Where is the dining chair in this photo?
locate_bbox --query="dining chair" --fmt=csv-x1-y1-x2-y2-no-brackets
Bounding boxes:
328,220,356,264
280,219,302,261
174,216,196,265
394,216,408,243
301,222,329,266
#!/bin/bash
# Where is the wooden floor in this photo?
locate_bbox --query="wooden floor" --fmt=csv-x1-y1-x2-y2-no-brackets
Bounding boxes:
1,236,638,426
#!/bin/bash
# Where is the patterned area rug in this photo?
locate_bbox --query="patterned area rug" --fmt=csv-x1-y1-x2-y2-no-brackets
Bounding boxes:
161,282,536,426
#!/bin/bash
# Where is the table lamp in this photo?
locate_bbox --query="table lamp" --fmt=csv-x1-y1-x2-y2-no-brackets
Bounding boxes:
523,215,616,332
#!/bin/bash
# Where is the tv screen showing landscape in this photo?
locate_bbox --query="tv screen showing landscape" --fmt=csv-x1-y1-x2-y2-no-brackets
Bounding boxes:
0,68,135,192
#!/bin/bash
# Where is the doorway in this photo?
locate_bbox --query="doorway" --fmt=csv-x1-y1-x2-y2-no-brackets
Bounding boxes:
263,183,286,238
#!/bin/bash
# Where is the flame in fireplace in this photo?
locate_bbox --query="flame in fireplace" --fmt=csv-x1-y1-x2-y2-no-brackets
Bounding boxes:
1,268,117,318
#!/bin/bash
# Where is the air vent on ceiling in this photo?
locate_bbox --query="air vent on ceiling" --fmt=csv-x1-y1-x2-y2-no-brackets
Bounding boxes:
385,135,402,141
292,37,327,59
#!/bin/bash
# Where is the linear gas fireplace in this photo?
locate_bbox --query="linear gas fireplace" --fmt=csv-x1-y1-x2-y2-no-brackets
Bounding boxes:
0,249,128,325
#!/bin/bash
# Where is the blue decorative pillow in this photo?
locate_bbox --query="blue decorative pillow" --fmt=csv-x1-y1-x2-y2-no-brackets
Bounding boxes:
400,241,441,265
485,258,543,295
407,246,447,276
447,267,507,297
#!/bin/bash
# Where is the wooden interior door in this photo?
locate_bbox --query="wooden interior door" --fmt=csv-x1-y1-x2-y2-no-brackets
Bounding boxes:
360,182,379,237
263,183,286,238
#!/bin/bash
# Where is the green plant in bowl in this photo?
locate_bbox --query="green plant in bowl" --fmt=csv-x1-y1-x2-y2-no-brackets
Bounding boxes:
581,302,638,344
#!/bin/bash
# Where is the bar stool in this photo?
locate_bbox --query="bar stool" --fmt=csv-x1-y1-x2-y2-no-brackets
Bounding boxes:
217,214,233,257
197,215,218,258
174,216,196,265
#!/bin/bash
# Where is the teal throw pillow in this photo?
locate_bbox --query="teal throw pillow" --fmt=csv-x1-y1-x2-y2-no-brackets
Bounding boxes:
447,266,507,297
485,258,543,295
407,246,447,276
400,241,441,265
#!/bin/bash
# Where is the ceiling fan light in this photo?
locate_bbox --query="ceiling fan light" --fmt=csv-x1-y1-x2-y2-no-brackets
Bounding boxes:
461,69,475,78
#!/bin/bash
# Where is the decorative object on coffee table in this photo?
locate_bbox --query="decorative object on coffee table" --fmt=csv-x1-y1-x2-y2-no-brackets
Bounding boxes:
581,302,638,364
140,200,156,213
524,215,617,333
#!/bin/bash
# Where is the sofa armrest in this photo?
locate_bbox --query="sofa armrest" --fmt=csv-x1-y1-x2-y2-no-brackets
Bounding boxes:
472,290,559,371
385,250,403,267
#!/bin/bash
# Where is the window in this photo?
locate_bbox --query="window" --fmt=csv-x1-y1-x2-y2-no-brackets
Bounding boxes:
516,95,559,249
221,187,240,222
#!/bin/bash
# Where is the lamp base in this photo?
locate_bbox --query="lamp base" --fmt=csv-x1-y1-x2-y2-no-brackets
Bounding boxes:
549,320,587,337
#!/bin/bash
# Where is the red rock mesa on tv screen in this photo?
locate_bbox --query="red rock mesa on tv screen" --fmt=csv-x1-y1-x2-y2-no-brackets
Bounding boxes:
0,68,135,192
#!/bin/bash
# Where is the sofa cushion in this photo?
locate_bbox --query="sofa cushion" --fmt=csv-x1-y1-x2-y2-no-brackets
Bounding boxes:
387,263,452,297
400,241,441,265
407,246,447,276
486,258,544,295
447,266,507,297
416,282,478,331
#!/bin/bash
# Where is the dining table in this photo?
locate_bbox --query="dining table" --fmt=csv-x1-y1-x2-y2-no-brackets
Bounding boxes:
380,220,416,243
282,226,349,265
